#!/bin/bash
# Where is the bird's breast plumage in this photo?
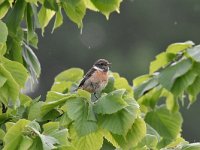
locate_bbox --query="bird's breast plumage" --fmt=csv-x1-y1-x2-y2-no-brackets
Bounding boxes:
81,70,108,93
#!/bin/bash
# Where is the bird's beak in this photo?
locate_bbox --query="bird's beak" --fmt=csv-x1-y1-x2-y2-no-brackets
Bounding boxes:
108,62,112,66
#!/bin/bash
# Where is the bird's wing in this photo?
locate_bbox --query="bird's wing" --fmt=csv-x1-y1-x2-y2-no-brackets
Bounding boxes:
78,67,96,88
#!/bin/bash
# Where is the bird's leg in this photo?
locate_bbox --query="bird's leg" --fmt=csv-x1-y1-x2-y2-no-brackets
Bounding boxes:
94,92,98,100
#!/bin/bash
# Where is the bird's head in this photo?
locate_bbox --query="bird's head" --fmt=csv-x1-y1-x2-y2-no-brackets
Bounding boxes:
93,59,111,72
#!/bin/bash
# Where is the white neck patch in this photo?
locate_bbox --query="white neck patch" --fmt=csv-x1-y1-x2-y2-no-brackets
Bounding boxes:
93,65,104,71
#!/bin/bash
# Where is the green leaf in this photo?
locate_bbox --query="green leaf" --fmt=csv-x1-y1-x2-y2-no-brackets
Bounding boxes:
134,77,158,99
98,98,139,135
2,57,28,87
51,81,72,93
158,59,192,90
38,6,55,35
41,95,75,117
0,128,5,140
5,0,27,34
0,74,6,88
182,143,200,150
66,97,98,136
150,52,175,74
171,70,197,96
137,134,158,149
26,121,60,150
166,41,194,54
0,64,19,104
70,127,103,150
0,84,9,105
25,0,38,5
0,20,8,43
112,118,146,149
23,43,41,78
26,4,38,49
77,89,91,101
52,7,63,32
58,112,72,127
28,101,43,121
162,89,179,112
94,89,128,114
138,86,162,109
84,0,98,11
113,73,133,96
146,124,161,141
55,68,84,82
91,0,121,19
187,76,200,104
145,106,183,141
3,119,31,150
43,122,70,146
44,0,59,11
46,91,69,102
62,0,86,28
0,1,10,19
0,43,7,55
133,74,150,87
18,136,33,150
187,45,200,62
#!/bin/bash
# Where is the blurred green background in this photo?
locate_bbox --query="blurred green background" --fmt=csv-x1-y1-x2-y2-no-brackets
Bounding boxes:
32,0,200,143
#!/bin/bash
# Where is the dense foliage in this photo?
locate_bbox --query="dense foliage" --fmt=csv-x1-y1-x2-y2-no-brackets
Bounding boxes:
0,0,200,149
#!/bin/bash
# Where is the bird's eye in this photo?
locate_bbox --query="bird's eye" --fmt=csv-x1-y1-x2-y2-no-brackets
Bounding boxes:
100,63,104,65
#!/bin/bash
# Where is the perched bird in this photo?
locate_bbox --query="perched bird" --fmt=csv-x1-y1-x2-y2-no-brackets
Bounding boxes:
77,59,111,98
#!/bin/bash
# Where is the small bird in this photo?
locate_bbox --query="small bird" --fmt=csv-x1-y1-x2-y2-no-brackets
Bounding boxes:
77,59,111,98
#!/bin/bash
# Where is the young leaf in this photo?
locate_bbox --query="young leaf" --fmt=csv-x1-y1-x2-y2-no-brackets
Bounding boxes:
62,0,86,28
41,95,76,117
94,89,128,114
26,4,38,49
0,74,7,88
112,118,146,149
166,41,194,54
181,143,200,150
46,91,69,102
23,43,41,78
134,77,158,99
66,97,98,136
158,59,192,90
1,57,29,87
55,68,84,82
0,1,10,19
52,7,63,33
187,45,200,62
149,52,175,74
0,20,8,43
0,64,19,104
145,105,183,140
187,76,200,104
28,101,44,121
5,0,27,34
43,122,70,146
44,0,59,11
91,0,121,19
113,73,133,96
98,98,139,135
18,136,33,150
70,127,103,150
38,6,55,35
171,69,197,97
25,0,38,5
3,119,31,150
84,0,98,11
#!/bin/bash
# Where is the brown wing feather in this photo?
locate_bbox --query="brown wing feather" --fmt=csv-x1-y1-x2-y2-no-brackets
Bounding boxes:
78,67,96,88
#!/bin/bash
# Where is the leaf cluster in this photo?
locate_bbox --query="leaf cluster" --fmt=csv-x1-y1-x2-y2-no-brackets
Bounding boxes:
0,0,200,149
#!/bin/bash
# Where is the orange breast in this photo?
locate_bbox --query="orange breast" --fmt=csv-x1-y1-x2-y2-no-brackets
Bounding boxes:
90,70,108,82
